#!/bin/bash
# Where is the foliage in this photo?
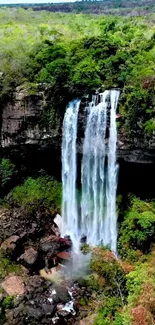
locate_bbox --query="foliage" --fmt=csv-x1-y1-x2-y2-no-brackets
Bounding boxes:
0,159,15,188
0,9,155,138
2,1,155,17
118,198,155,260
144,118,155,135
0,295,14,325
90,247,127,300
2,296,14,309
6,176,62,214
120,253,155,324
92,201,155,325
0,254,21,280
90,247,131,325
94,297,123,325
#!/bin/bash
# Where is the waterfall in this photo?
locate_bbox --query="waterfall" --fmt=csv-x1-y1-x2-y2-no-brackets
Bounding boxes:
81,90,119,252
81,91,109,245
104,90,120,253
62,90,120,253
62,99,80,244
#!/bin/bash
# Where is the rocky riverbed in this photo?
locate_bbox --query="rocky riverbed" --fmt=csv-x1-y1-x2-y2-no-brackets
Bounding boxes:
0,207,94,325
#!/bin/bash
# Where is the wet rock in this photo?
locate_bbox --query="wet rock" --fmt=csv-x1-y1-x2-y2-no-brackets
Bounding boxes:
57,251,71,263
57,308,70,317
80,234,87,244
64,235,72,248
54,285,71,304
42,303,55,315
57,301,75,323
40,235,71,269
52,294,59,303
1,275,25,296
40,235,60,255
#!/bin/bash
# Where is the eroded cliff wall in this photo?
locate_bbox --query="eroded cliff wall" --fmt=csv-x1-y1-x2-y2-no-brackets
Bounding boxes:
1,86,155,183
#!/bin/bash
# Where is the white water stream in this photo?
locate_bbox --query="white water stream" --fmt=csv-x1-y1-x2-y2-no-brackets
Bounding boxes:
81,91,109,245
62,90,120,253
62,99,80,243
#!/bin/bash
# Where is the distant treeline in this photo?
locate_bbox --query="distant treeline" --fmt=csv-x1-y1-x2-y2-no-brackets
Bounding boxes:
0,1,155,16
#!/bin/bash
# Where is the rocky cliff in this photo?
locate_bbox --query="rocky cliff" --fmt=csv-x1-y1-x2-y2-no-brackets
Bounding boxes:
1,85,61,148
0,85,62,179
1,85,155,167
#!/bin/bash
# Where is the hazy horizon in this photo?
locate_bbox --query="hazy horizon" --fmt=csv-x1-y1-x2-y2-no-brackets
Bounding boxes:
0,0,77,3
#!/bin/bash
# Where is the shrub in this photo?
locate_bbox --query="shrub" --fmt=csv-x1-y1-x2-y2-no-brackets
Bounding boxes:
2,296,14,309
0,159,15,188
118,198,155,259
0,254,21,280
94,297,123,325
90,247,127,299
6,176,62,214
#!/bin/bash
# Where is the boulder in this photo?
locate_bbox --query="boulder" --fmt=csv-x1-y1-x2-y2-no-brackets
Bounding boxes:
19,248,39,269
63,235,72,249
26,306,44,320
0,235,20,256
42,303,55,315
40,236,60,255
1,275,25,296
53,285,71,304
57,251,71,264
28,275,43,288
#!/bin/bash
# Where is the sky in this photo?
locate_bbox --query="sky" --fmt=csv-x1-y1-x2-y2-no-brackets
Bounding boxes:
0,0,74,3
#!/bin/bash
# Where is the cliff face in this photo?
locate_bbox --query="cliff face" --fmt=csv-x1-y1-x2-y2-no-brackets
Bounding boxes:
1,86,155,166
1,85,61,148
117,132,155,164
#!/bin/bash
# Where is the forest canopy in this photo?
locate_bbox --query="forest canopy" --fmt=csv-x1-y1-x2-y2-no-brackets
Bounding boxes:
0,8,155,138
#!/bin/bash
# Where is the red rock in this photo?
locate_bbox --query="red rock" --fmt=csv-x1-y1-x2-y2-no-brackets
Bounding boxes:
57,251,71,260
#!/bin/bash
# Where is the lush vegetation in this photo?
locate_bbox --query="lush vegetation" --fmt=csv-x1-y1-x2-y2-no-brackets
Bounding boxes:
0,254,21,280
6,176,62,214
0,9,155,139
0,159,15,192
88,197,155,324
118,198,155,260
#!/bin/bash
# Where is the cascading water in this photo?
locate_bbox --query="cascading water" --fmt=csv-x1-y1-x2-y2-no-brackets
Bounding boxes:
62,99,80,245
104,90,120,253
81,90,119,252
62,90,120,253
81,91,110,245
